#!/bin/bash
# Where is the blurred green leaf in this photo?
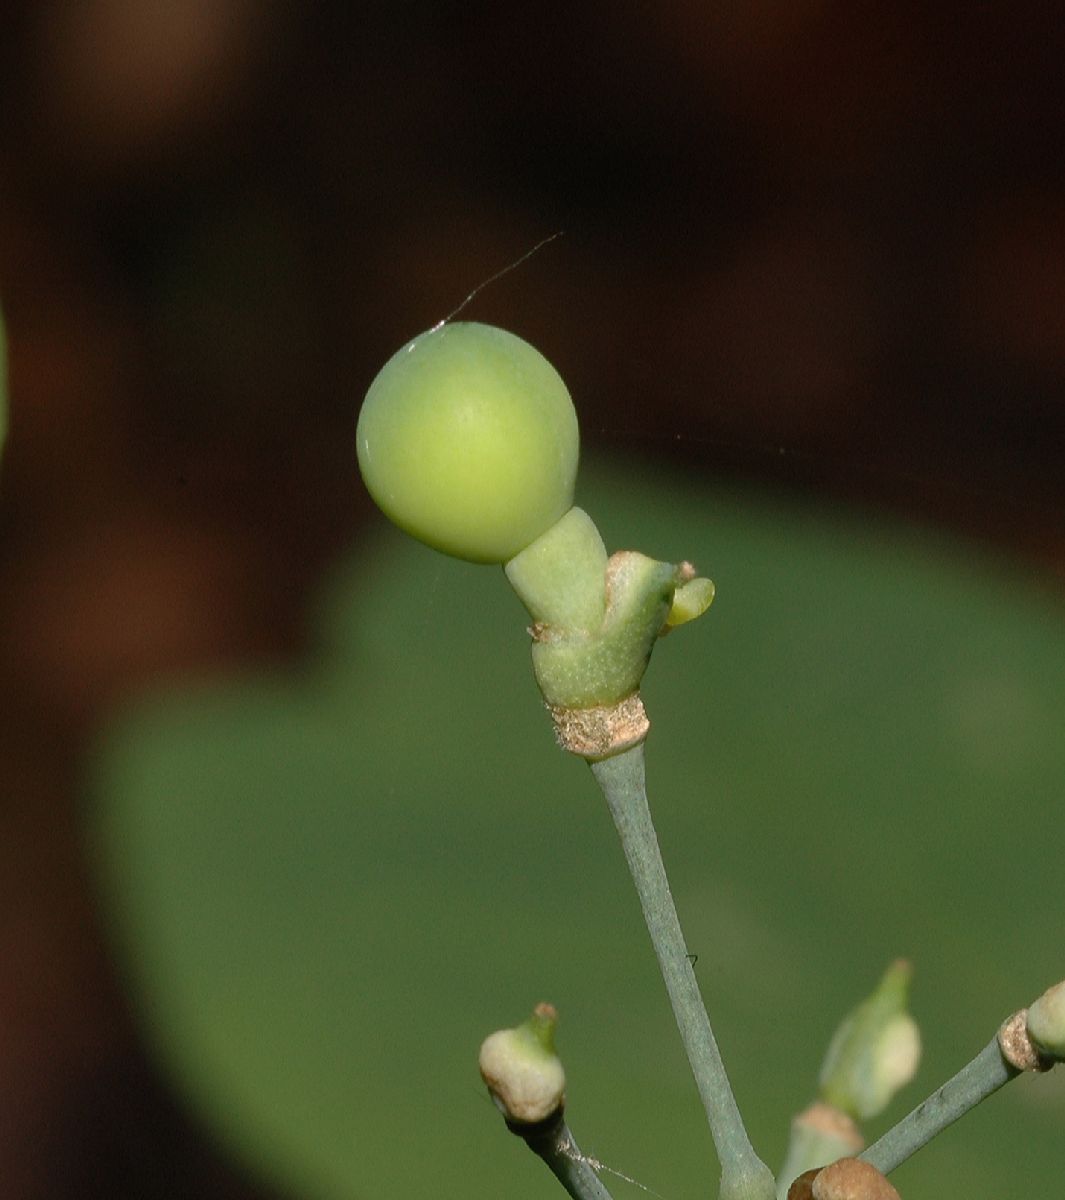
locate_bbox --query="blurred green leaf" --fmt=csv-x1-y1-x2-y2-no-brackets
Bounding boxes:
88,460,1065,1200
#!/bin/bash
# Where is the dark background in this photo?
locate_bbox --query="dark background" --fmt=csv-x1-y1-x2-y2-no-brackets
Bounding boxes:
1,3,1064,1196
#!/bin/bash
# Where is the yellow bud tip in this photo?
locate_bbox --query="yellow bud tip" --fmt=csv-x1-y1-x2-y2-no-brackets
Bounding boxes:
528,1002,560,1053
666,576,715,628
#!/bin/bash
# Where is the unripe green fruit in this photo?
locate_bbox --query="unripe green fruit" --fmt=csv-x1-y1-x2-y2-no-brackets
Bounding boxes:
357,322,579,564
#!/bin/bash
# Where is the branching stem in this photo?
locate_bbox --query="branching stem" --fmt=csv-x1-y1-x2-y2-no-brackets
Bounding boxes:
591,743,774,1200
860,1037,1017,1174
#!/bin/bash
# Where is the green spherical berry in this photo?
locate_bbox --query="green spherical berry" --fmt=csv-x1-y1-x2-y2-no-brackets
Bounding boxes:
357,322,579,563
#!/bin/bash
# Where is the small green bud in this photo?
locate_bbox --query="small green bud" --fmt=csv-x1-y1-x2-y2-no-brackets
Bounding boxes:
819,960,921,1121
1026,979,1065,1061
778,1103,864,1195
357,322,579,564
478,1002,566,1124
665,572,715,628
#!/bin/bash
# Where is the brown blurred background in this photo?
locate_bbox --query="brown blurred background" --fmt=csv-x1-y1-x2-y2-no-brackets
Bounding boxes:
1,3,1064,1196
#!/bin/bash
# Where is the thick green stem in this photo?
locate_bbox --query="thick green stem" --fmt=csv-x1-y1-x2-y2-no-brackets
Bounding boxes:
590,744,775,1200
517,1112,616,1200
860,1037,1017,1174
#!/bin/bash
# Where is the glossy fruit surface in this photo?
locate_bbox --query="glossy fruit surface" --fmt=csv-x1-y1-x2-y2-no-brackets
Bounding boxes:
357,322,578,563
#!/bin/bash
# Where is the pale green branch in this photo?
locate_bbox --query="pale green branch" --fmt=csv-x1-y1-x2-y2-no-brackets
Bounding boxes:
860,1037,1018,1174
591,743,775,1200
516,1113,616,1200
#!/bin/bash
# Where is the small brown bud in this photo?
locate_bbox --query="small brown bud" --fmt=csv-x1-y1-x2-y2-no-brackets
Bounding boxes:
810,1158,900,1200
786,1167,821,1199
